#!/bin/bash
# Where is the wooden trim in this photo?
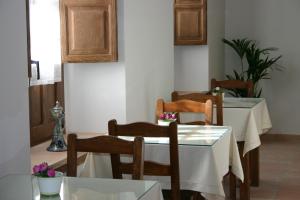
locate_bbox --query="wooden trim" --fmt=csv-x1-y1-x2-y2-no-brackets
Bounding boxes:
25,0,31,78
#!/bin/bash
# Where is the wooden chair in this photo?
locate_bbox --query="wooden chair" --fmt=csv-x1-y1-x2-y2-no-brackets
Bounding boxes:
172,91,236,199
172,91,223,126
212,78,257,195
67,134,144,180
108,119,180,200
156,98,213,125
211,78,254,97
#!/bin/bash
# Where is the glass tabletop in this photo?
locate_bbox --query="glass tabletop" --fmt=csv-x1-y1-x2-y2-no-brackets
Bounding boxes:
120,125,231,146
0,175,158,200
223,97,264,108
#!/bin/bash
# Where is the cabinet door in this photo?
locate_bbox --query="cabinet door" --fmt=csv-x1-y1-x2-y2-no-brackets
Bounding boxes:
174,0,207,45
29,83,64,146
60,0,117,62
175,0,204,5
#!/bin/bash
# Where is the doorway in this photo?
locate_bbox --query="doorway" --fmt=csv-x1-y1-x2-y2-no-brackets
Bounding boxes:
26,0,64,146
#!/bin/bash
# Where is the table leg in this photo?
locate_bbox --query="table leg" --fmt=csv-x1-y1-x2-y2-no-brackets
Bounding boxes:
191,191,205,200
238,142,250,200
229,169,236,200
250,147,260,186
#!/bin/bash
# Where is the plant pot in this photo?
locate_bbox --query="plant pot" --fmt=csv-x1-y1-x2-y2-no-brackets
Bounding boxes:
37,172,63,196
158,120,175,126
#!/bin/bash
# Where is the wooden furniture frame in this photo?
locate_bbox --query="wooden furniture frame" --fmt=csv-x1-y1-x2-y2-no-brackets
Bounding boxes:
108,119,181,200
172,91,223,126
67,134,144,180
211,78,254,97
60,0,118,62
156,98,213,125
174,0,207,45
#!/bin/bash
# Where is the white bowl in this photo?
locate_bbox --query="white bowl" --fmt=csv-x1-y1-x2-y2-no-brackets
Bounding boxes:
158,120,175,126
37,172,63,196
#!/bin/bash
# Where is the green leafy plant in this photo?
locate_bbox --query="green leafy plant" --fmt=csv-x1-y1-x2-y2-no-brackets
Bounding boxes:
223,38,283,97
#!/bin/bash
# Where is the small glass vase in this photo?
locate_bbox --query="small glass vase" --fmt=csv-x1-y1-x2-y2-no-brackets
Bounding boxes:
37,172,63,196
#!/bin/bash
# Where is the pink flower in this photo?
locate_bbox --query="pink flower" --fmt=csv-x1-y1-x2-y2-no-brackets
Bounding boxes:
159,112,177,121
47,168,56,177
33,165,40,174
39,162,48,172
159,114,165,120
171,113,176,119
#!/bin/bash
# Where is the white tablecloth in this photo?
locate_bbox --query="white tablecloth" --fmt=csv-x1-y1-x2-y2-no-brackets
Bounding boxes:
0,175,163,200
223,98,272,155
79,125,243,199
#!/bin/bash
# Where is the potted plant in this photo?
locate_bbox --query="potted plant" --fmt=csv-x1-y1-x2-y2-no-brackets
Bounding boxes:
33,162,63,196
223,38,283,97
158,112,177,126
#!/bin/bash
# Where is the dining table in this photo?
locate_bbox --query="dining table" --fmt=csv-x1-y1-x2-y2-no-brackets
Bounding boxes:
79,125,244,200
223,97,272,155
222,97,272,199
0,174,163,200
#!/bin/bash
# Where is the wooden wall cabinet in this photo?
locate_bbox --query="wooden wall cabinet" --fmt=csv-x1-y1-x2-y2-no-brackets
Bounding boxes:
174,0,207,45
60,0,117,63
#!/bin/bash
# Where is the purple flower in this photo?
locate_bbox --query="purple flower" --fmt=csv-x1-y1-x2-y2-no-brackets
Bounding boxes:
159,114,165,120
159,112,177,121
171,113,176,119
39,162,48,172
33,165,40,174
47,168,56,177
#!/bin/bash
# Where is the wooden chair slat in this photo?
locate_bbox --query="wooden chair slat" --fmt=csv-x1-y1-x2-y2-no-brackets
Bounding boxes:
67,134,144,180
156,98,213,125
108,119,181,200
211,78,254,97
172,91,223,126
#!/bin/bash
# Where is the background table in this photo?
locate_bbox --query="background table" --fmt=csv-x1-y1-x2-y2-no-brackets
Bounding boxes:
223,97,272,197
80,125,244,199
0,175,163,200
223,97,272,155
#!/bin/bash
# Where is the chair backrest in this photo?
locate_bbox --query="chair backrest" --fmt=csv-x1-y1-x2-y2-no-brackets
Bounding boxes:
172,91,223,125
67,134,144,180
156,98,213,125
108,119,180,200
211,78,254,97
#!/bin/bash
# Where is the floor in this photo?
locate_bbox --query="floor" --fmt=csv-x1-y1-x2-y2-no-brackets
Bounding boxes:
250,134,300,200
164,134,300,200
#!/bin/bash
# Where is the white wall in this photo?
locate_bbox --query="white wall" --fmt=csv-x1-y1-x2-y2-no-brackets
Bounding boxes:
124,0,174,123
0,0,31,177
65,0,126,133
174,46,209,91
174,0,225,92
65,0,174,130
208,0,225,81
225,0,300,134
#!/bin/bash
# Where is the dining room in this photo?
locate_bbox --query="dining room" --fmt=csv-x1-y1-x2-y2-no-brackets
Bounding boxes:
1,0,300,200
